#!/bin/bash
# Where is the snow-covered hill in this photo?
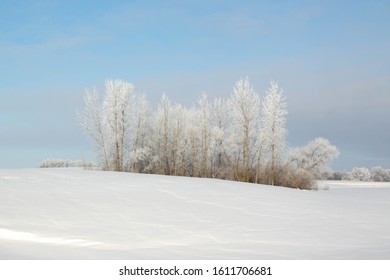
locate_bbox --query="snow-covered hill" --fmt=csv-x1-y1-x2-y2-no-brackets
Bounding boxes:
0,168,389,259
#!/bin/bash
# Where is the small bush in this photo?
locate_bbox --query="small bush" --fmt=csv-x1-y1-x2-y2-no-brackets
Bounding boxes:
255,164,315,190
277,165,315,190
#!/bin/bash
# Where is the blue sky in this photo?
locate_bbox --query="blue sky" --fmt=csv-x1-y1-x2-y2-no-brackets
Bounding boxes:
1,0,389,170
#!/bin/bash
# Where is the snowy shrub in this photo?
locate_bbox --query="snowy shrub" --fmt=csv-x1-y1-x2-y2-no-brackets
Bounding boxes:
254,164,315,190
281,167,316,190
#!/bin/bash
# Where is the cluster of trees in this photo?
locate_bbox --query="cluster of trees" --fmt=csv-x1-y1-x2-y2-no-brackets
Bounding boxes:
340,166,390,182
78,79,339,189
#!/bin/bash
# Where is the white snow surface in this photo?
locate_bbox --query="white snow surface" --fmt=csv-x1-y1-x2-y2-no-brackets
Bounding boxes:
0,168,390,260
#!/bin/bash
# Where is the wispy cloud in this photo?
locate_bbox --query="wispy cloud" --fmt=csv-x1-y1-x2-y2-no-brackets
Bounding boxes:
202,10,268,38
0,26,113,55
193,2,325,40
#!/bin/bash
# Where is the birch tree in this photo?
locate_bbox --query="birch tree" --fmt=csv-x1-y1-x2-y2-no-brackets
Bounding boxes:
169,103,187,176
197,93,212,177
103,80,135,171
78,79,135,171
77,87,111,169
153,93,172,174
128,93,151,172
260,81,287,185
228,77,260,182
210,97,228,178
184,107,199,176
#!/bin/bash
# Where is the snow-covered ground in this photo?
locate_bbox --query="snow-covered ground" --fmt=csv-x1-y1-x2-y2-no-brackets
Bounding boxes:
0,168,389,259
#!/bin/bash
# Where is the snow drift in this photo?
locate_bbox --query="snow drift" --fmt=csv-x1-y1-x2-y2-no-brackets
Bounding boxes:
0,168,389,259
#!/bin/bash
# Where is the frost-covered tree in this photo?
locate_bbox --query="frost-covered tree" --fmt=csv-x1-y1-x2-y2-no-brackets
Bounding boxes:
210,97,229,178
153,93,172,175
102,80,135,171
77,87,110,169
260,81,287,185
197,93,212,177
227,77,260,182
186,107,202,177
78,79,135,171
290,137,339,179
127,93,151,172
169,103,187,176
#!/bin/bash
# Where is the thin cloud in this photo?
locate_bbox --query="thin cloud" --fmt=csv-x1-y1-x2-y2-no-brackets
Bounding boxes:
202,11,268,37
1,34,110,54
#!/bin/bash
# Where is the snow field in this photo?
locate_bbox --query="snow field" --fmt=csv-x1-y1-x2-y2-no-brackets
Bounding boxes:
0,168,390,259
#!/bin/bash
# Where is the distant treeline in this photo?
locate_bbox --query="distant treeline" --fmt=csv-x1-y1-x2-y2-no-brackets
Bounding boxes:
327,166,390,182
40,159,95,169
